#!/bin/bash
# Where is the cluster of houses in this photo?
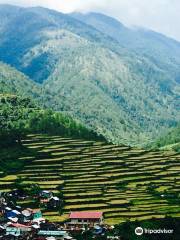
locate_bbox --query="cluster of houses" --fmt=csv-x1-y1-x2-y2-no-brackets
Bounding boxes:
0,190,71,239
39,191,61,209
0,190,114,240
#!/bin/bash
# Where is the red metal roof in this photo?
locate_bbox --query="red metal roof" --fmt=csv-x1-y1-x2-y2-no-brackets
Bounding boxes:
10,223,30,228
69,211,103,219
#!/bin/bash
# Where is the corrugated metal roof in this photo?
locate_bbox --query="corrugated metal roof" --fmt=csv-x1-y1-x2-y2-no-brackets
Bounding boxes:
69,211,103,219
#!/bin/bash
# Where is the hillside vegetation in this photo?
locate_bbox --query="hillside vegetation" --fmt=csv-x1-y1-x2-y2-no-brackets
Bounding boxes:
71,12,180,84
0,5,179,145
150,124,180,152
0,62,41,98
0,94,104,146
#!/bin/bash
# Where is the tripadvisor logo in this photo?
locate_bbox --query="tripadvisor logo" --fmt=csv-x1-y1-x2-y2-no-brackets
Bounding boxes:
135,227,174,236
135,227,143,236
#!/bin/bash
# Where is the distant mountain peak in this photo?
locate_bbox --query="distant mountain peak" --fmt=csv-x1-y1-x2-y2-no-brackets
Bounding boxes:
71,11,126,29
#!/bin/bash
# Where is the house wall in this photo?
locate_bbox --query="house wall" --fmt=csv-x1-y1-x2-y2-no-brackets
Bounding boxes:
70,218,103,225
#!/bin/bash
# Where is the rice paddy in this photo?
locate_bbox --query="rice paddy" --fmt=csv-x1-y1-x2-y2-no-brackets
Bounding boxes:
0,134,179,225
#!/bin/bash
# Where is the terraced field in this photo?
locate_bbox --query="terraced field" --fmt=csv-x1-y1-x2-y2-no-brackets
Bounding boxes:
0,134,179,224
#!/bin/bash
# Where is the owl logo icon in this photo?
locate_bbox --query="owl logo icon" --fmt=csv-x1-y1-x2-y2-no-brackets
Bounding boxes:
135,227,143,236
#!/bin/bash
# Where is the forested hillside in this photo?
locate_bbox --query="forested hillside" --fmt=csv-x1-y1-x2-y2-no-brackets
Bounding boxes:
0,62,41,98
71,12,180,84
150,124,180,152
0,5,179,145
0,94,104,146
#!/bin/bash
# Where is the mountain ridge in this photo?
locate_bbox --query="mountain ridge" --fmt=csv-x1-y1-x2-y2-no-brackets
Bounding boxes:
71,12,180,84
0,4,179,145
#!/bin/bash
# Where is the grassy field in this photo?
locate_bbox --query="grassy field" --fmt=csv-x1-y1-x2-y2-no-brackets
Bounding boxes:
0,134,179,225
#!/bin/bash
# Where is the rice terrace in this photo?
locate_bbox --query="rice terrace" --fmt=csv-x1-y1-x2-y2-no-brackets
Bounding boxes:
1,134,179,225
0,1,180,239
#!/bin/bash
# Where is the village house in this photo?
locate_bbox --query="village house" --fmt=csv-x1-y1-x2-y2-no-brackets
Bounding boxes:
69,211,103,225
48,196,60,208
0,203,7,215
6,222,32,237
38,230,73,239
39,191,61,209
20,208,44,224
40,190,53,203
32,209,43,219
21,209,32,223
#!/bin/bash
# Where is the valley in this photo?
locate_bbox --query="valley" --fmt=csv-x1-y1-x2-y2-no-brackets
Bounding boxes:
0,4,179,237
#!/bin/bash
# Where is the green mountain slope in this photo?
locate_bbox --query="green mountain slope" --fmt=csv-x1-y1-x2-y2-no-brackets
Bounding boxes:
0,5,127,84
71,12,180,84
0,5,179,145
44,43,178,144
0,62,41,98
150,124,180,152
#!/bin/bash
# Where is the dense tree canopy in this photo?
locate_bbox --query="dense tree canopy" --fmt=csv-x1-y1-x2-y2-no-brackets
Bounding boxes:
149,124,180,152
0,94,105,146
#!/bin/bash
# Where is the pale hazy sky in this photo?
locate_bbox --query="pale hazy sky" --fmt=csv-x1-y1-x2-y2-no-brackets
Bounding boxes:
0,0,180,41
